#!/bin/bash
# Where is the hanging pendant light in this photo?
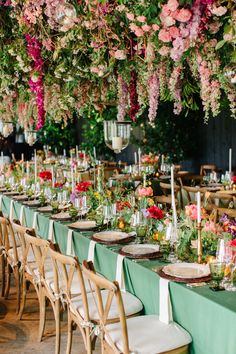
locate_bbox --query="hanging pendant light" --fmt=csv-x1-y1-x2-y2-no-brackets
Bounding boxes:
1,122,14,138
24,130,37,146
103,121,131,154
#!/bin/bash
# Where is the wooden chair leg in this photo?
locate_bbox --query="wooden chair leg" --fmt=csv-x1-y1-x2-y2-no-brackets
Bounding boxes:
18,276,27,320
53,299,61,354
66,314,73,354
14,267,21,314
1,255,5,297
38,288,46,342
4,264,11,299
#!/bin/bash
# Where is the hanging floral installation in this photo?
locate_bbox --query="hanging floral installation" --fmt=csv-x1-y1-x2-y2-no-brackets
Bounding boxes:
0,0,235,134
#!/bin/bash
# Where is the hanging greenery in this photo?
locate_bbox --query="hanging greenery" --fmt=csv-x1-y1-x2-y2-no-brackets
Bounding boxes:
0,0,235,135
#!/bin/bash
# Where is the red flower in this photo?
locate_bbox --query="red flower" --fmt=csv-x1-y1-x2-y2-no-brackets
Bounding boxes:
79,152,87,159
116,201,131,212
38,171,52,181
232,175,236,184
147,205,164,220
75,181,92,193
54,182,64,188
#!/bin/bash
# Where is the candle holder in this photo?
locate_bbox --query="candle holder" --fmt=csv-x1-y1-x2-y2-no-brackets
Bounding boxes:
197,222,203,264
104,120,131,154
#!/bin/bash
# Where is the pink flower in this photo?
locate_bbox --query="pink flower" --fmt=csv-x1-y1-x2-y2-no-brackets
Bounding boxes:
167,0,179,11
210,5,227,16
158,29,172,43
137,15,146,23
113,49,127,60
126,12,135,21
142,24,151,32
185,204,198,220
161,15,176,27
138,187,153,197
169,26,180,38
152,24,160,31
161,4,171,17
159,46,170,56
208,22,221,34
223,33,233,41
129,23,144,37
174,8,192,22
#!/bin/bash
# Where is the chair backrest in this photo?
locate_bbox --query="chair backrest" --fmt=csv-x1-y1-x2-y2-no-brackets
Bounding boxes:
82,260,129,354
49,245,90,324
205,193,235,209
11,220,35,266
160,182,180,196
0,216,20,265
200,164,217,176
213,207,236,223
182,186,205,205
24,231,50,285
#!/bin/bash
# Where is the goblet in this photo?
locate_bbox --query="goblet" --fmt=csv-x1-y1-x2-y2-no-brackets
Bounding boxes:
209,262,226,290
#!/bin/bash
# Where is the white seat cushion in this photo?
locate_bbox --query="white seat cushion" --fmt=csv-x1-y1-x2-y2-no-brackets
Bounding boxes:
105,314,191,354
71,290,143,320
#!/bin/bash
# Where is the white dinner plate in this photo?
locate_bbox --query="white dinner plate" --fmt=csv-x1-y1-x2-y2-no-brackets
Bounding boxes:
121,244,160,257
68,220,97,230
162,263,210,279
93,230,129,242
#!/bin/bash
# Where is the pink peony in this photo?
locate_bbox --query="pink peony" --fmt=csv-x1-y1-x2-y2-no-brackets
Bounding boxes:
167,0,179,11
169,26,180,38
158,29,172,43
174,8,192,22
137,15,146,23
159,46,170,56
161,4,171,17
161,15,176,27
126,12,135,21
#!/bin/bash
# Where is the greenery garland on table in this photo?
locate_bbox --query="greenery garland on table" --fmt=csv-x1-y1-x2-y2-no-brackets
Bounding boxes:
0,0,235,135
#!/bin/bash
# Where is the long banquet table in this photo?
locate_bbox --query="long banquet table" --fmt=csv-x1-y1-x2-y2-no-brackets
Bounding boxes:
1,194,236,354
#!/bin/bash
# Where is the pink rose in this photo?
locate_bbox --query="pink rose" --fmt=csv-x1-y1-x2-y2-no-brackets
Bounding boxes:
174,8,192,22
152,24,160,31
126,12,135,21
161,14,176,27
129,23,144,37
169,26,180,38
159,46,170,56
142,24,151,32
137,15,146,23
158,29,172,43
223,33,233,41
180,26,189,38
167,0,179,11
208,22,221,34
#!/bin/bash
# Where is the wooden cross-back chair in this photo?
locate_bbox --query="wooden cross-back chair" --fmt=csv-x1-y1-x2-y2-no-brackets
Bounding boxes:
205,193,235,212
182,186,206,206
0,215,23,314
82,260,192,354
11,220,37,319
158,182,182,210
200,164,217,176
48,245,143,354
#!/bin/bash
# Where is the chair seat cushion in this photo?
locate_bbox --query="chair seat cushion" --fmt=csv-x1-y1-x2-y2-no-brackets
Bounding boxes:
105,315,191,354
71,290,143,321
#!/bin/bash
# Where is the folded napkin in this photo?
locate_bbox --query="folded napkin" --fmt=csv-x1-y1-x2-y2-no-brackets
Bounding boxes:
66,229,75,256
159,277,173,324
87,240,96,262
116,254,125,292
48,220,55,242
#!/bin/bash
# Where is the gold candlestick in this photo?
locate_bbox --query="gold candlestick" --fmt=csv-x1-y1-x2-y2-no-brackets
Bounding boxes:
197,222,202,264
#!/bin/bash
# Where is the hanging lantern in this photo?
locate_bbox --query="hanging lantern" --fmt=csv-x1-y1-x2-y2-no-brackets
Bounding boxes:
103,121,131,154
24,130,37,146
1,122,14,138
55,2,76,26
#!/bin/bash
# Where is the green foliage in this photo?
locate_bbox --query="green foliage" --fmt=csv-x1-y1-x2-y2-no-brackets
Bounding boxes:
132,102,199,163
38,118,77,153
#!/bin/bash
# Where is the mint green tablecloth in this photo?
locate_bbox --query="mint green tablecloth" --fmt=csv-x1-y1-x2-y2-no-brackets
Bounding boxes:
2,195,236,354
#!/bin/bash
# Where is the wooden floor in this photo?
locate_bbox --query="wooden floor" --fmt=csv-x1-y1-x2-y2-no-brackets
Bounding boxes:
0,276,100,354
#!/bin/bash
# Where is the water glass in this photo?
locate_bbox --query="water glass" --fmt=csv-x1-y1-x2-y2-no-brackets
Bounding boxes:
209,262,226,290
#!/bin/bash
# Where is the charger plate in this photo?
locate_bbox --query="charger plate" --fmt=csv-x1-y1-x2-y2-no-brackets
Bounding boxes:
92,230,135,245
156,267,211,283
68,220,97,231
37,205,53,213
162,263,210,279
23,199,41,207
3,191,19,196
120,244,161,259
50,211,72,221
13,194,28,201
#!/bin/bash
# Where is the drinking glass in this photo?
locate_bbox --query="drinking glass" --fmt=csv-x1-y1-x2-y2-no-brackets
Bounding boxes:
134,211,149,244
224,247,236,292
209,262,226,290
